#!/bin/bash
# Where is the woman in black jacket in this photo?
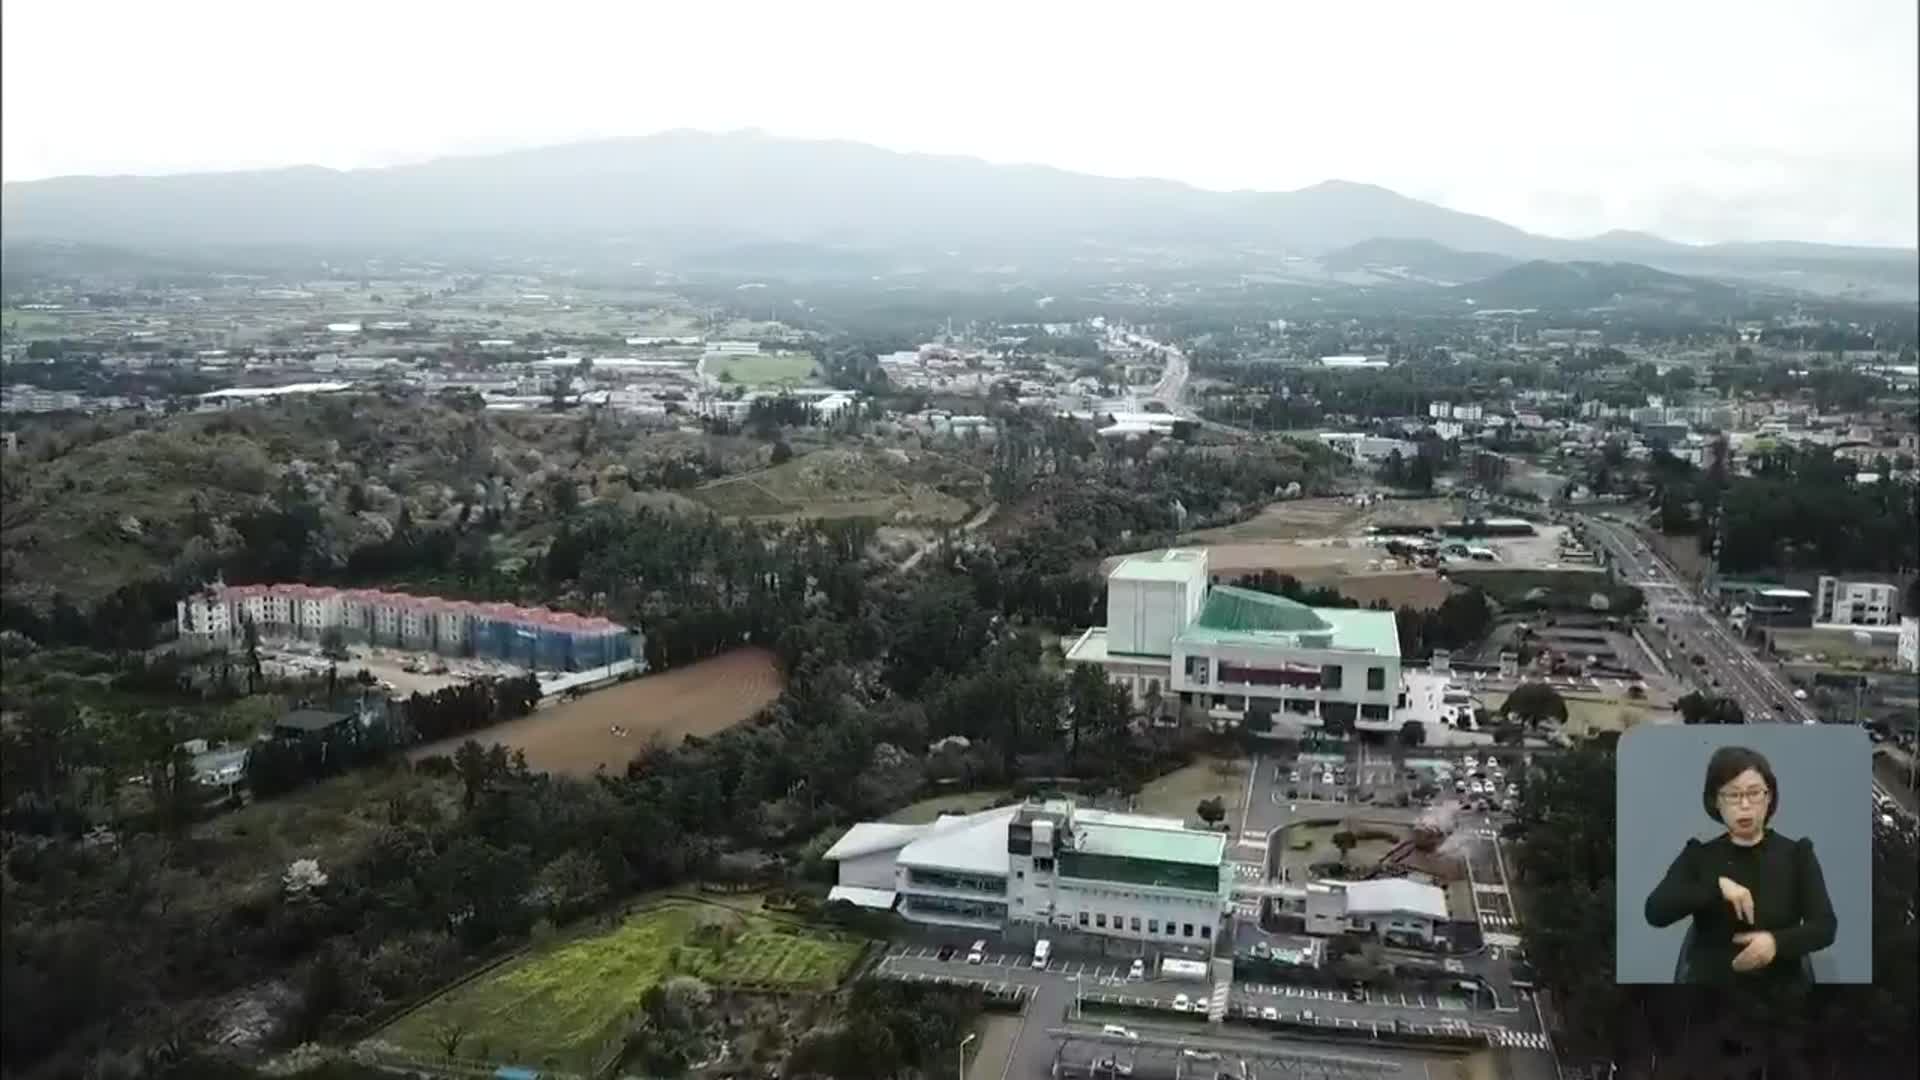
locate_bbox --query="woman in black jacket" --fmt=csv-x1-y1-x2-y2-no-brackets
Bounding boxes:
1644,745,1836,985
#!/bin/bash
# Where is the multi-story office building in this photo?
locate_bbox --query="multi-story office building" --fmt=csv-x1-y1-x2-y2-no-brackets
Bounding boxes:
1066,549,1403,733
1815,576,1898,627
825,798,1229,957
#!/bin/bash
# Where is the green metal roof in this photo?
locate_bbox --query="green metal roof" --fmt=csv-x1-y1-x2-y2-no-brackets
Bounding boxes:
1193,585,1331,633
1176,587,1402,659
1074,821,1225,866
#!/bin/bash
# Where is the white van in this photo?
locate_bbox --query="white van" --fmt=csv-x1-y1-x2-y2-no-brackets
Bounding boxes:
1032,939,1052,969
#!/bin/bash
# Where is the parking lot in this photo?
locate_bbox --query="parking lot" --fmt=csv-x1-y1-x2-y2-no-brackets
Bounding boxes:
872,926,1556,1077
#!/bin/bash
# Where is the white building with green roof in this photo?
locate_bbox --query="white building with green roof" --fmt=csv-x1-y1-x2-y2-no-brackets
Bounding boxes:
823,797,1230,955
1066,548,1407,733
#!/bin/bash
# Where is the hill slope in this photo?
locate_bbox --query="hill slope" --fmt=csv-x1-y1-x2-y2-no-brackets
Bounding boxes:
1318,237,1520,283
1456,260,1740,310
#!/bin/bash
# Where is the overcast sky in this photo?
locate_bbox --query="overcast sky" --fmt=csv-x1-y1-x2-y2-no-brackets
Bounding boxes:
5,0,1915,247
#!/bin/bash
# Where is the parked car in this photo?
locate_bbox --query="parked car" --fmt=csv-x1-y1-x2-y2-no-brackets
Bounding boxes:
1261,1006,1280,1021
1288,769,1301,783
1101,1024,1139,1040
1252,941,1270,959
1171,993,1191,1012
967,940,986,964
936,944,956,962
1128,958,1145,979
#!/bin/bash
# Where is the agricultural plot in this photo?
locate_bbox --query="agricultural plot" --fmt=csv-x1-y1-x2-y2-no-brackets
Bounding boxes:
374,901,863,1074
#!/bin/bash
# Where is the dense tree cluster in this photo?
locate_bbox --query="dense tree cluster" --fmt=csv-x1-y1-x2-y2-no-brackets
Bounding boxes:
1653,444,1918,577
785,981,987,1080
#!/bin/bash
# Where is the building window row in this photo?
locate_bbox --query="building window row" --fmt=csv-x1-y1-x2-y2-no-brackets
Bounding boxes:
1078,910,1210,940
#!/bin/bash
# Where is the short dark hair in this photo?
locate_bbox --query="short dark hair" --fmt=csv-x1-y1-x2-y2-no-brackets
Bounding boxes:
1702,745,1778,824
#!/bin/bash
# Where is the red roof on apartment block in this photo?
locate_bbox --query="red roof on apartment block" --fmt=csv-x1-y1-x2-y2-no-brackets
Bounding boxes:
210,582,626,634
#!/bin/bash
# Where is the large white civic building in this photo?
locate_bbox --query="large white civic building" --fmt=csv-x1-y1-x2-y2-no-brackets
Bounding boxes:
1066,549,1492,742
825,798,1229,955
1065,550,1399,733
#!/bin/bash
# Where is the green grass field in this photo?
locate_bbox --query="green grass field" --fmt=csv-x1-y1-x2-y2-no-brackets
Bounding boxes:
706,352,820,386
376,901,863,1072
1132,756,1246,826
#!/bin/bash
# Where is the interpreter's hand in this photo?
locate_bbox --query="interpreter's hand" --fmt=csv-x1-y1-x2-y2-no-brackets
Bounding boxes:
1717,876,1755,924
1731,930,1777,972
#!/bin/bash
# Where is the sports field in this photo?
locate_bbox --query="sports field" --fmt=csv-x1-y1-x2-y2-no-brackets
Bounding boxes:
704,351,820,386
408,648,783,775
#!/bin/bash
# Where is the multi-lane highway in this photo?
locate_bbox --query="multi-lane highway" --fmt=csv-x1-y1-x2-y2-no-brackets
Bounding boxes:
1579,513,1811,723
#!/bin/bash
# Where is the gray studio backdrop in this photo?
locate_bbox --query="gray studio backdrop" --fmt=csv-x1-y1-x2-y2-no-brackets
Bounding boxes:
1615,724,1871,984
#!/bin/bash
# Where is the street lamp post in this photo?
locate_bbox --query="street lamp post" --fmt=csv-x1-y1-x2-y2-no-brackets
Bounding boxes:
958,1032,976,1080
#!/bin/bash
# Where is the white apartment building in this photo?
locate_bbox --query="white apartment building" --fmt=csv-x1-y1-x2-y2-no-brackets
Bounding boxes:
1066,550,1403,734
825,798,1229,955
1815,576,1899,627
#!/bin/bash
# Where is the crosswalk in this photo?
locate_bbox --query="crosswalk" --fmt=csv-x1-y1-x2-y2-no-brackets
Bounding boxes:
1490,1028,1552,1050
1481,913,1515,928
1469,827,1499,839
1208,981,1231,1022
1232,862,1265,881
1231,900,1262,920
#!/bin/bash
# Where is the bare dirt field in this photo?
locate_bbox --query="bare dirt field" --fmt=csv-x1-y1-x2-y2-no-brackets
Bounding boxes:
1319,572,1463,610
408,648,784,776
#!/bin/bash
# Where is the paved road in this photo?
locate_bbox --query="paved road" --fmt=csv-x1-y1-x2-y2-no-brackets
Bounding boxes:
1580,515,1807,722
1581,513,1918,823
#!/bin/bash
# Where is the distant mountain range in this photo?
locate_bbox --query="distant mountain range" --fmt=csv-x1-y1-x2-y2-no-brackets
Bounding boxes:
3,129,1914,302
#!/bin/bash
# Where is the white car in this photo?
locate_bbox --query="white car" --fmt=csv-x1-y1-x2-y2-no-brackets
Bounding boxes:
1102,1024,1139,1040
1260,1006,1280,1021
1128,958,1145,980
967,940,986,964
1171,993,1191,1013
